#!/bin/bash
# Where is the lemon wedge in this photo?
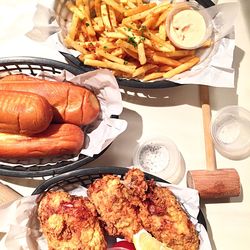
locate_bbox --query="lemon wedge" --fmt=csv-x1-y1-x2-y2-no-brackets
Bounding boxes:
133,229,172,250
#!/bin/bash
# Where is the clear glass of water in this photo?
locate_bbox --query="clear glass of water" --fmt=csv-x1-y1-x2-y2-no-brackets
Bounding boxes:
211,105,250,160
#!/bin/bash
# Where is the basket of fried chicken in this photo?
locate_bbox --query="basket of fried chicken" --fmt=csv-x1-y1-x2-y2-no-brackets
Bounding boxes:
0,167,211,250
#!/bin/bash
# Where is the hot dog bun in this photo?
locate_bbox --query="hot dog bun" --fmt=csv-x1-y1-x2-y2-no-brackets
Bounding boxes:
0,90,53,135
0,74,40,81
0,124,84,159
0,77,100,126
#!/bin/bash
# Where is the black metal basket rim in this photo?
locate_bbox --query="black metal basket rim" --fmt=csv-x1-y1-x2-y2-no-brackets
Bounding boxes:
0,152,101,178
0,56,84,76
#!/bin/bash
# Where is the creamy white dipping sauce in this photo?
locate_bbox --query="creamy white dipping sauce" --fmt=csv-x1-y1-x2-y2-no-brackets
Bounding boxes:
169,9,207,48
139,143,169,173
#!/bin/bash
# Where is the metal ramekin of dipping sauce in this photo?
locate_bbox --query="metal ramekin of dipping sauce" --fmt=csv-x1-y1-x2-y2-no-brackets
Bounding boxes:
166,2,213,50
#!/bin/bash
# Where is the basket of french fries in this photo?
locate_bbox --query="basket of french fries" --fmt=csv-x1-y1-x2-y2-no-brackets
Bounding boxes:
53,0,217,88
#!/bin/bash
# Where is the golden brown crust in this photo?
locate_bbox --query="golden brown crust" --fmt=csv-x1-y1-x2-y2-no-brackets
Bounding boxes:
38,191,107,250
88,175,144,241
0,123,84,159
0,90,53,135
136,181,200,250
88,168,200,249
0,77,100,126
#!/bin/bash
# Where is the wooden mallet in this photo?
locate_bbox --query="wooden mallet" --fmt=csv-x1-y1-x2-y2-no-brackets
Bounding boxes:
187,85,241,199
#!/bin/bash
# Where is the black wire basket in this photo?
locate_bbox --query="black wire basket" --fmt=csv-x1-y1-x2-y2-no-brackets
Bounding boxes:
32,166,207,229
55,0,215,89
0,56,112,177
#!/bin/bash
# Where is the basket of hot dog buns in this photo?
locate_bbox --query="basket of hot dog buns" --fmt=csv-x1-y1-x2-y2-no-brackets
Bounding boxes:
0,167,212,249
0,56,127,177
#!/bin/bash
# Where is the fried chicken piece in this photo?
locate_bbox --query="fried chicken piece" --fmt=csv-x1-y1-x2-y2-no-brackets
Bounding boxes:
123,168,148,202
87,174,143,241
136,181,200,250
38,191,107,250
88,168,199,250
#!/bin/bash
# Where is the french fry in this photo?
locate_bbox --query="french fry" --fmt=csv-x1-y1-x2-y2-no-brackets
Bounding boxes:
80,7,96,36
101,4,112,31
163,57,200,79
76,0,82,7
201,39,213,48
122,47,138,60
68,13,80,40
78,32,85,42
99,42,117,50
103,0,125,14
127,1,137,9
95,0,102,16
81,53,96,60
137,0,143,6
89,0,95,10
178,55,196,63
104,31,127,39
116,39,138,53
133,64,158,77
142,12,160,29
111,48,124,57
143,72,165,81
122,1,169,23
108,6,117,28
64,36,88,54
117,27,141,44
96,49,125,64
66,1,85,20
152,2,171,15
155,50,195,59
84,58,136,74
122,21,138,31
152,55,181,67
112,70,132,78
159,65,173,72
94,16,104,27
122,6,155,23
93,18,105,32
143,30,175,52
155,8,171,27
158,23,166,41
124,2,156,16
78,41,99,49
138,42,147,65
82,0,90,17
144,39,175,53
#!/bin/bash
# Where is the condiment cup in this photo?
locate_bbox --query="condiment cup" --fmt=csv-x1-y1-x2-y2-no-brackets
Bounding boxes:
211,105,250,160
166,2,213,50
133,137,182,183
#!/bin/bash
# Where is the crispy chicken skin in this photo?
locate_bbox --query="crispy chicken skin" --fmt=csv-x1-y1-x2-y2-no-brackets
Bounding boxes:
123,168,148,202
87,174,144,241
88,168,199,250
37,191,107,250
137,181,199,250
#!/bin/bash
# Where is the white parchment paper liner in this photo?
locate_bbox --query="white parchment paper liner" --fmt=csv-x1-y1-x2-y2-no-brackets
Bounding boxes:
24,0,239,88
0,182,212,250
0,69,127,167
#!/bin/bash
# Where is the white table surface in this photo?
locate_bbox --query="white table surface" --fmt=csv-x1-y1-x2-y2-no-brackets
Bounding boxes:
0,0,250,249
